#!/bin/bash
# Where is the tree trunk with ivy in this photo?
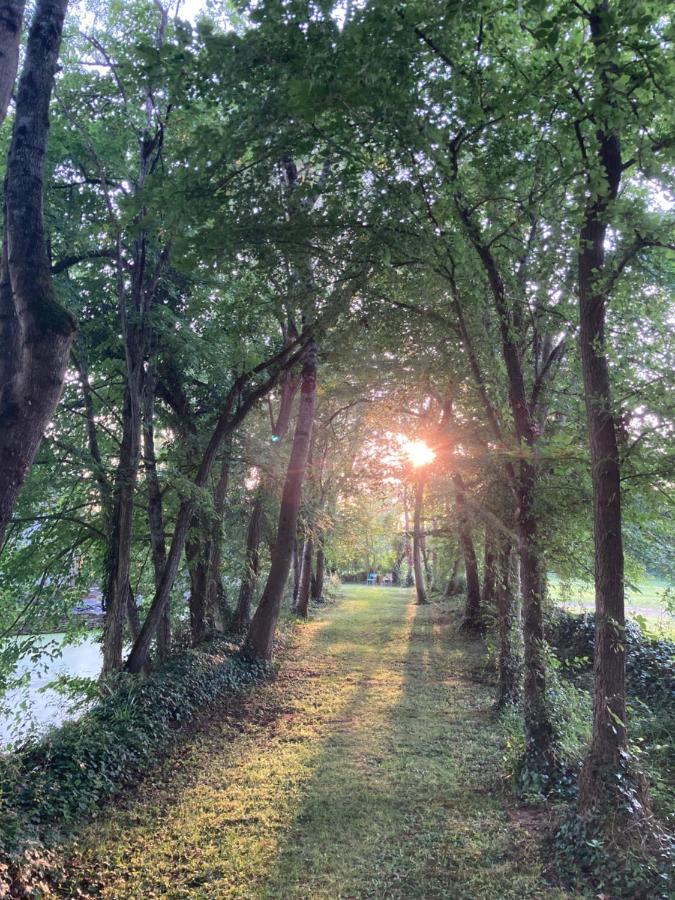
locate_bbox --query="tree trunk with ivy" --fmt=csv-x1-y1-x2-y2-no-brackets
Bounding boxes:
143,375,170,660
495,541,521,708
577,2,639,813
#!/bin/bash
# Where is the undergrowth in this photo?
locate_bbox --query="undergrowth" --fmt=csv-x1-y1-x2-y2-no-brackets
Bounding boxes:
0,637,269,876
497,608,674,898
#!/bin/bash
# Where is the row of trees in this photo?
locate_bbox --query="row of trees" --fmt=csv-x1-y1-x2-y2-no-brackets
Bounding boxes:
0,0,672,834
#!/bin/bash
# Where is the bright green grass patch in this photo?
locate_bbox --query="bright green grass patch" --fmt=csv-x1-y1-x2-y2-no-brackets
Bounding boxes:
63,587,572,899
550,574,674,639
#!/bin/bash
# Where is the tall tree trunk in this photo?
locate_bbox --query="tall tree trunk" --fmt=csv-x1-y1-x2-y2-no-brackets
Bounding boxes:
77,350,146,667
233,328,300,631
517,460,555,767
244,343,318,660
143,377,170,660
421,533,433,588
292,534,301,602
454,476,481,631
577,4,634,811
0,0,75,552
482,526,497,607
445,553,462,597
206,451,231,633
0,1,25,126
294,534,313,618
312,535,325,601
126,582,142,641
495,540,521,709
185,514,210,647
456,203,556,771
232,492,264,633
100,1,172,674
186,449,231,643
101,381,143,676
412,473,427,605
402,486,414,586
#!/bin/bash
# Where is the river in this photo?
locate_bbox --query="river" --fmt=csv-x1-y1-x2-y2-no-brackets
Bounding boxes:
0,633,103,748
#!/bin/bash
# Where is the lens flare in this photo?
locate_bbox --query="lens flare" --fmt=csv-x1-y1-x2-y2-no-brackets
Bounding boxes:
401,438,435,468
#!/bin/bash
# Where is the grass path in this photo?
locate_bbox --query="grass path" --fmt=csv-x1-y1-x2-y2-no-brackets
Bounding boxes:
65,587,571,899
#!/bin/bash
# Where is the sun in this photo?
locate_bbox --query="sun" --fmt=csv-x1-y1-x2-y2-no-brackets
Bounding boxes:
401,438,436,468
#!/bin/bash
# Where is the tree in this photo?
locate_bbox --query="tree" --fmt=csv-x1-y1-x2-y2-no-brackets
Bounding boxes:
0,0,74,550
244,342,318,659
412,470,428,605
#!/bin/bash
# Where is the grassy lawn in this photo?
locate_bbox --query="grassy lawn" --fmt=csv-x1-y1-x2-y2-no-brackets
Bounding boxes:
62,586,572,899
550,574,674,639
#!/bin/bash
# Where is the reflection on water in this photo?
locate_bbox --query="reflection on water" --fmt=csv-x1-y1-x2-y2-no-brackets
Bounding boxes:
0,633,102,747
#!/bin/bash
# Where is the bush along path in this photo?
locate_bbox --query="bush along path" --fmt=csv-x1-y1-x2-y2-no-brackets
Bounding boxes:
56,587,571,899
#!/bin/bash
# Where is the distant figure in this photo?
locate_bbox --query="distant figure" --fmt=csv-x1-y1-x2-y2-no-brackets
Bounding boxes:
367,571,377,585
383,573,393,585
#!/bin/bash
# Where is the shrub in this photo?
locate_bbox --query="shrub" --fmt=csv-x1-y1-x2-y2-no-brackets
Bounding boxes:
546,610,674,706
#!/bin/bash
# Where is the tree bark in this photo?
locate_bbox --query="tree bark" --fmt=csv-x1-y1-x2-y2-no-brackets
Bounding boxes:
312,535,325,601
0,1,25,126
244,342,318,660
402,486,414,586
101,382,143,675
232,492,264,632
482,526,497,607
412,473,427,604
454,475,482,631
578,2,634,811
444,553,462,597
294,534,313,618
495,540,521,709
185,449,230,643
186,515,210,647
292,534,301,601
233,327,300,631
206,451,231,633
516,461,556,767
456,202,556,771
143,377,170,660
0,0,75,552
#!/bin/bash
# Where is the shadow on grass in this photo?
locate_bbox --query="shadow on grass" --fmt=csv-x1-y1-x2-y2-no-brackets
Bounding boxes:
257,589,564,900
67,588,568,899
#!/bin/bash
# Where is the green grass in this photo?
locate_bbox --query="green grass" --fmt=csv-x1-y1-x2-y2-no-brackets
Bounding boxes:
61,587,572,899
550,574,674,639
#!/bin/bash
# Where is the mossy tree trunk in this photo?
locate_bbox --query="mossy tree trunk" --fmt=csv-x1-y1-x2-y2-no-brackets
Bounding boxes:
495,540,521,708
